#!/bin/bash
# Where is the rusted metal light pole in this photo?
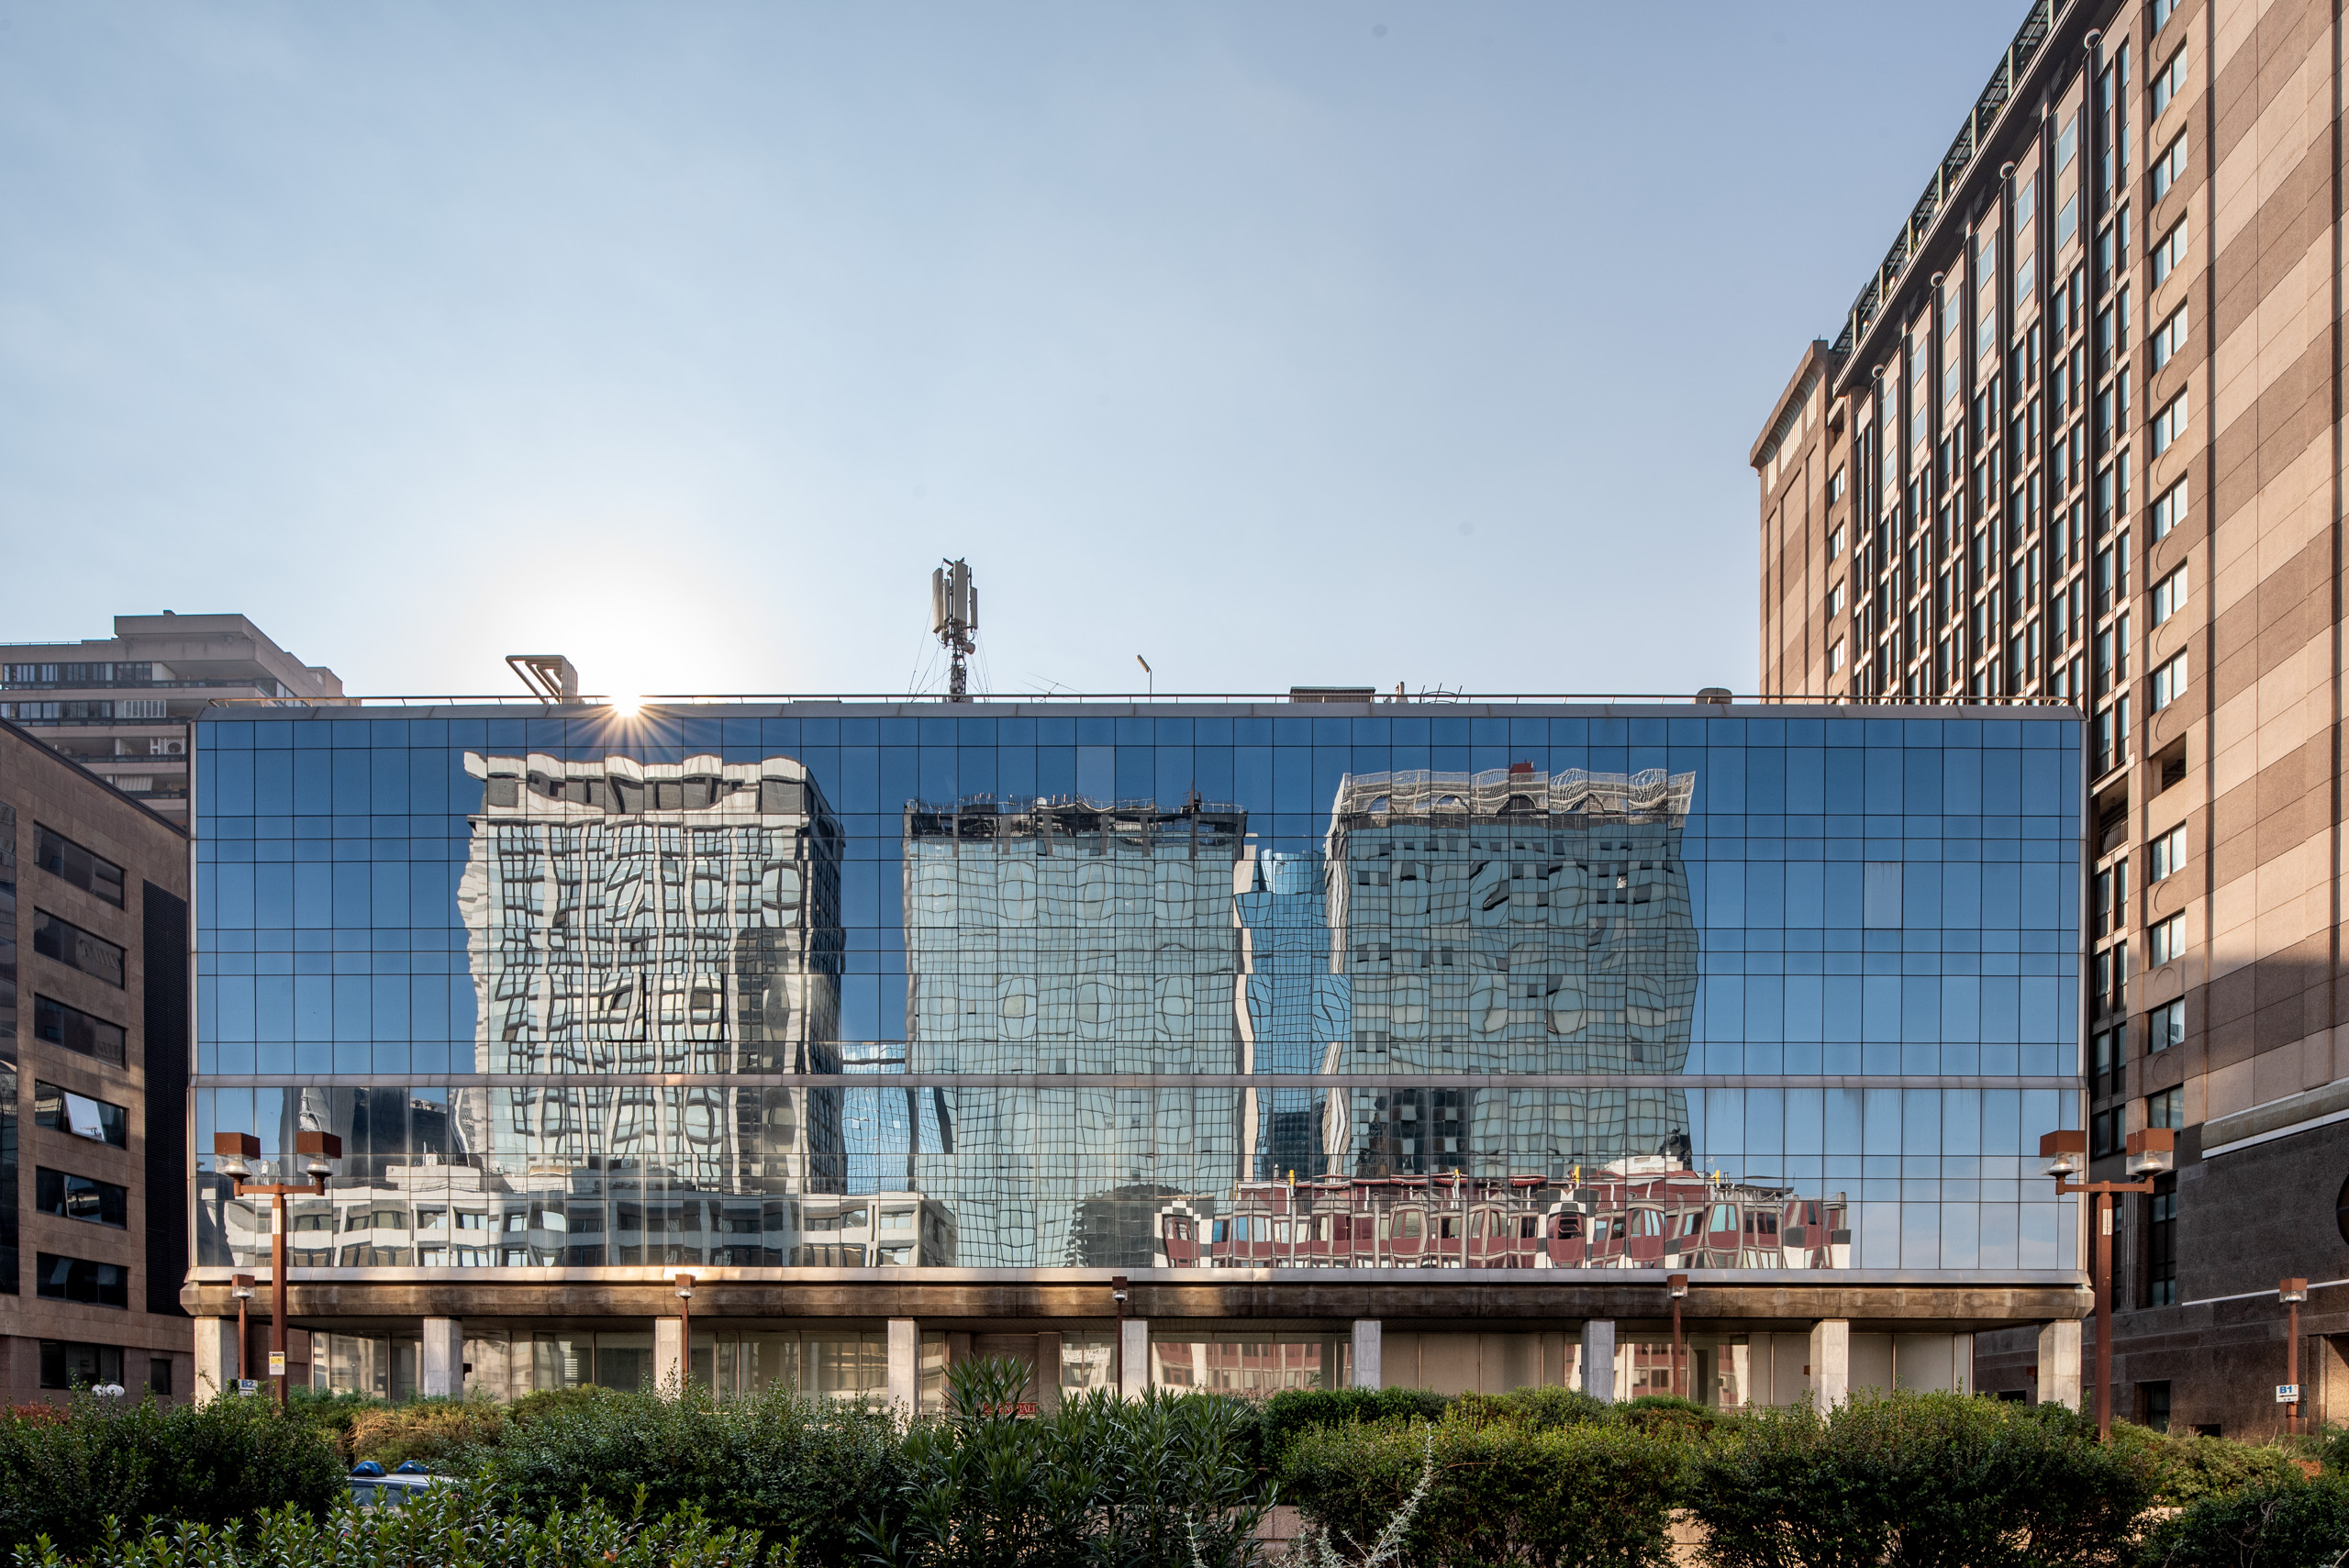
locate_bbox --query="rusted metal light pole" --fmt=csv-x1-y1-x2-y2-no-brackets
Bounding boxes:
674,1272,696,1392
2040,1127,2174,1442
1110,1275,1130,1396
1666,1273,1689,1401
231,1273,254,1394
2280,1278,2309,1434
214,1129,340,1408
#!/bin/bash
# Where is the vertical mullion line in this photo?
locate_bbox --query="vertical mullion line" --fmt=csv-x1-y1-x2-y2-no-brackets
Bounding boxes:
2330,0,2343,1085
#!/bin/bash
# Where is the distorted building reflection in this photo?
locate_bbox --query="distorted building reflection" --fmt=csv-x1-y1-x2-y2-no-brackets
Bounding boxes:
902,795,1245,1267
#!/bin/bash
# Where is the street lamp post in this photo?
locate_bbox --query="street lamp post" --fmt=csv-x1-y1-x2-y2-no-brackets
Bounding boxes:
673,1272,696,1392
1110,1275,1130,1396
1666,1273,1689,1401
2280,1278,2309,1433
213,1129,342,1408
231,1273,254,1394
2040,1126,2175,1442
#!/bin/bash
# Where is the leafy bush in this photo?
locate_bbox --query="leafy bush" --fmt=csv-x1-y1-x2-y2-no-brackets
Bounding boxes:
462,1378,902,1562
8,1484,769,1568
0,1390,344,1557
2110,1423,2310,1505
1689,1391,2154,1568
1452,1386,1609,1432
284,1385,387,1462
1282,1405,1688,1568
347,1395,510,1467
2138,1473,2349,1567
1246,1386,1452,1470
860,1356,1271,1568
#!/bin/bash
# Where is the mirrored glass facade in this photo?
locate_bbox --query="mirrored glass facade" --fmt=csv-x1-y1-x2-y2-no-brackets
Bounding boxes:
190,704,2084,1285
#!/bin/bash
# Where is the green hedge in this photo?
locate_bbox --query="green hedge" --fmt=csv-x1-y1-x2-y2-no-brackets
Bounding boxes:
460,1381,902,1563
860,1355,1270,1568
7,1485,766,1568
0,1392,345,1558
1283,1407,1690,1568
2139,1473,2349,1567
1689,1392,2154,1568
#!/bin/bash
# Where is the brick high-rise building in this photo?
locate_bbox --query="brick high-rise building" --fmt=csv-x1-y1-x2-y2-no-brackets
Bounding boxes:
1755,0,2349,1433
0,717,194,1403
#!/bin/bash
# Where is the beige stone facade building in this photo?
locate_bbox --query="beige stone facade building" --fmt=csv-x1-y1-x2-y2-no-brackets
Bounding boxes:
0,614,342,824
1755,0,2349,1433
0,717,196,1402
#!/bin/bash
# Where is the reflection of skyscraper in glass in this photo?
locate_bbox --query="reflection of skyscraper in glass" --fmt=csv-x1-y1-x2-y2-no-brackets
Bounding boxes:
1235,850,1349,1179
1326,765,1698,1177
453,752,845,1194
903,796,1244,1266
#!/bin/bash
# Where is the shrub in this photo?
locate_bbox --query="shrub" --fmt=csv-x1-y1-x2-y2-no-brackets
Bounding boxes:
2138,1473,2349,1568
0,1390,344,1558
860,1356,1271,1568
465,1378,902,1562
1452,1386,1609,1432
1610,1394,1723,1440
1282,1406,1688,1568
1689,1391,2155,1568
2110,1423,2309,1504
347,1395,510,1467
1246,1386,1452,1471
8,1484,769,1568
284,1385,387,1462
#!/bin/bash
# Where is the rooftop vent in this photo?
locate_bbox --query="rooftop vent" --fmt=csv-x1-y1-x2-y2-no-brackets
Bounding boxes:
1695,687,1732,706
1288,686,1376,704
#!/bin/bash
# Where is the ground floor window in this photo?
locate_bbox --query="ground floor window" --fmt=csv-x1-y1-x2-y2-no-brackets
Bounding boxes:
39,1340,122,1389
2139,1381,2172,1432
1149,1333,1351,1397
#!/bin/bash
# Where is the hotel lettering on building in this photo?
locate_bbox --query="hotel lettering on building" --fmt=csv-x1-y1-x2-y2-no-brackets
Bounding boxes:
184,700,2087,1408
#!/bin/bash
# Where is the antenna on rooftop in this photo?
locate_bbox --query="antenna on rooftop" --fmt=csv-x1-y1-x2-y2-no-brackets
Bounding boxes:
930,559,978,701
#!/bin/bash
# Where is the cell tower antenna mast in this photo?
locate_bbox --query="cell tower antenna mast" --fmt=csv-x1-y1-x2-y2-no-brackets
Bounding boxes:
930,558,979,701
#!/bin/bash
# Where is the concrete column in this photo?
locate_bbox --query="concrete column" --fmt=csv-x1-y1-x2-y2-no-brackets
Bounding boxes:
887,1318,919,1418
1035,1331,1064,1415
420,1318,464,1398
654,1317,684,1390
1954,1332,1976,1396
1352,1319,1383,1389
1580,1319,1616,1403
1119,1317,1150,1399
193,1318,239,1406
1809,1319,1851,1408
2037,1319,2083,1410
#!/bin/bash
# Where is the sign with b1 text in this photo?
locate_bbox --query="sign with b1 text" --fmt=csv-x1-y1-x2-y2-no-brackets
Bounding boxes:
2277,1384,2301,1403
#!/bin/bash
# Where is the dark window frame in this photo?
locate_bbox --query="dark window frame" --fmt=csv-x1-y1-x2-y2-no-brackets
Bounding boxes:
35,1252,128,1309
32,1081,128,1147
34,1166,129,1228
32,995,126,1067
32,826,124,908
31,909,125,987
38,1340,124,1389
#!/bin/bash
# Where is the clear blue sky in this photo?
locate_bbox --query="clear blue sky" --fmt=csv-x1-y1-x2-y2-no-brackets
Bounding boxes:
0,3,2024,699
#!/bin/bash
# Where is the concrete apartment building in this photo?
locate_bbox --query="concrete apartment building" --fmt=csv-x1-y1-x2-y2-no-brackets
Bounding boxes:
0,615,343,824
1754,0,2347,1432
0,717,195,1402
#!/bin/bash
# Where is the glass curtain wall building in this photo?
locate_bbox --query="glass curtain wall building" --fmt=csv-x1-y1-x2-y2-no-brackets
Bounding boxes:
184,701,2088,1406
